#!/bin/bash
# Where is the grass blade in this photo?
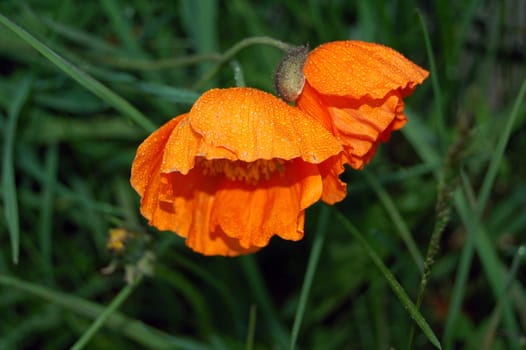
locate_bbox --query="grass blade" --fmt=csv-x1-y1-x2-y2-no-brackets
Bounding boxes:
416,10,446,149
482,245,525,350
180,0,218,80
444,78,526,349
477,78,526,216
240,255,289,347
0,274,208,350
70,277,141,350
289,204,330,350
364,172,424,271
2,74,32,264
245,305,257,350
335,211,442,350
402,109,440,166
155,264,212,336
0,13,156,133
136,82,200,104
449,184,520,350
38,144,58,283
99,0,143,55
40,16,123,54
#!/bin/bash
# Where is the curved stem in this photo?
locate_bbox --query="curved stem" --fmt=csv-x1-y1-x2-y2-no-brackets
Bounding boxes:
192,36,292,90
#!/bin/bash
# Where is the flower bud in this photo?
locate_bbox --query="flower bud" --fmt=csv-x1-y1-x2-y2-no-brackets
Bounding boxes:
274,45,309,102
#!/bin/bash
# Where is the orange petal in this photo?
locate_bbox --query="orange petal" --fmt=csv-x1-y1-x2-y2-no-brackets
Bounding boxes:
166,171,260,256
210,159,322,248
129,116,239,255
131,116,183,197
386,108,408,134
187,228,261,256
318,154,347,204
189,87,341,163
296,210,305,234
304,40,429,99
298,84,408,169
295,82,335,132
331,102,395,151
153,168,260,256
151,168,214,235
160,116,201,175
129,118,194,230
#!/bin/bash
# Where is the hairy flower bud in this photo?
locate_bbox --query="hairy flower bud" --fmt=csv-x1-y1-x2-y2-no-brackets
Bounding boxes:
274,45,309,102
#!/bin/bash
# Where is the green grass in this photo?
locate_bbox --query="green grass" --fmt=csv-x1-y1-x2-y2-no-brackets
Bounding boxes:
1,1,525,349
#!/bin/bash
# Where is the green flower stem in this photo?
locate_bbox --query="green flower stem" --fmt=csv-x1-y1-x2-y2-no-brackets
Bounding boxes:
70,277,142,350
192,36,291,90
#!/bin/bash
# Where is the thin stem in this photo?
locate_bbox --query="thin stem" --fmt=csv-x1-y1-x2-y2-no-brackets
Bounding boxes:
230,60,246,87
192,36,292,90
70,277,142,350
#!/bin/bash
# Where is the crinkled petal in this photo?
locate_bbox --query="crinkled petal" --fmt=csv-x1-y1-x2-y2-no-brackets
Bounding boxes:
298,83,407,169
304,40,429,99
318,154,347,204
295,82,335,132
189,87,341,163
330,92,405,167
160,115,201,174
187,228,261,256
161,114,255,175
138,166,177,230
129,116,194,231
156,169,261,256
131,116,183,196
210,159,322,248
130,116,257,256
153,169,213,235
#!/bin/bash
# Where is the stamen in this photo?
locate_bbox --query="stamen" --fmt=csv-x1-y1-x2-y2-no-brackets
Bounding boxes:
197,158,285,184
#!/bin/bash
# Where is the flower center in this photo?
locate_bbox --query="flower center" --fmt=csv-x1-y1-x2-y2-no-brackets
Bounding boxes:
197,158,285,184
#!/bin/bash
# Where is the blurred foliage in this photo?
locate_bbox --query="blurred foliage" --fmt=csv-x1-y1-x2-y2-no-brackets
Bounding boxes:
1,0,525,349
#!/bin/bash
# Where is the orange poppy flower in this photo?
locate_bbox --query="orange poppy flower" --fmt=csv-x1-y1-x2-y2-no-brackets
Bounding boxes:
294,40,429,169
130,87,343,256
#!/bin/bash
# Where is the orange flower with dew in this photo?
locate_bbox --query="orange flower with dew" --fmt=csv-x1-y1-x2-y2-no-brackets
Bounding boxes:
278,41,429,170
130,87,343,256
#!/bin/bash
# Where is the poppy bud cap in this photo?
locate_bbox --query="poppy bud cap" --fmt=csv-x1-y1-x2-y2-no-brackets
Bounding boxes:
274,45,309,102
